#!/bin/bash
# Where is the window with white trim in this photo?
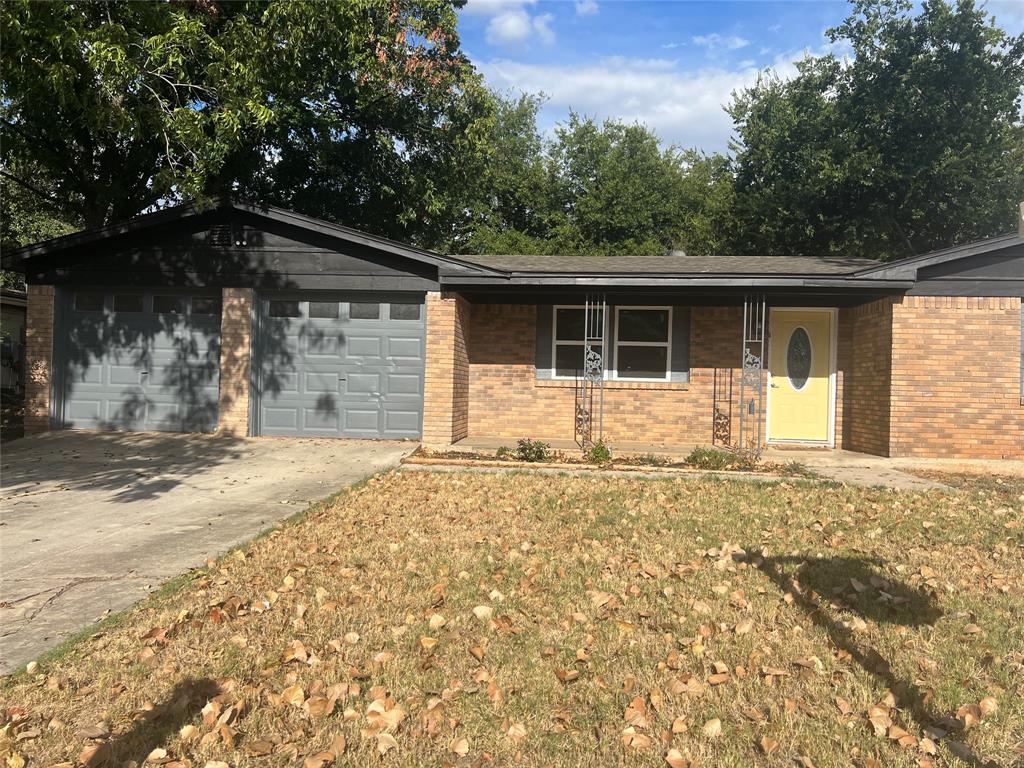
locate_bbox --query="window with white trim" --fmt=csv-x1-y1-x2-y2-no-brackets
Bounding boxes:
614,307,672,380
553,305,593,379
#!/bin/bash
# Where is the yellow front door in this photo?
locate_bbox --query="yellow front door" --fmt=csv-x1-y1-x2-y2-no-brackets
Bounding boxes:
768,310,833,443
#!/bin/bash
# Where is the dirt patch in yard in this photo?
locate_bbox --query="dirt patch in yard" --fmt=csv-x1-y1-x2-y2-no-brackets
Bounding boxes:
2,473,1021,767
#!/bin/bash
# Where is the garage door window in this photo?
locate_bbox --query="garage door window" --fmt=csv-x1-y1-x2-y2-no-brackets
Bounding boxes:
114,294,144,313
309,301,339,319
349,302,380,320
74,292,104,312
154,296,185,314
191,297,221,315
389,303,421,320
269,300,300,318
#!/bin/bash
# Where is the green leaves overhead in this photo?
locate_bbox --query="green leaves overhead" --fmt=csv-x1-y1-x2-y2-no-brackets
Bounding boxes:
728,0,1024,260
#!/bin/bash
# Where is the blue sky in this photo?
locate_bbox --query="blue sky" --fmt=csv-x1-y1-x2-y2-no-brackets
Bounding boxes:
456,0,1024,153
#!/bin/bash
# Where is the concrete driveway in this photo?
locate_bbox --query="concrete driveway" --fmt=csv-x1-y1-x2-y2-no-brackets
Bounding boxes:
0,432,413,674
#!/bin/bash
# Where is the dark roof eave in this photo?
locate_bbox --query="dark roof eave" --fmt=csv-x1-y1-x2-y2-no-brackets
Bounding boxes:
440,273,914,289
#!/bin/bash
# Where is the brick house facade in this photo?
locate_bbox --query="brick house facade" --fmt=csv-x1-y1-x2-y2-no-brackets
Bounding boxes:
5,198,1022,460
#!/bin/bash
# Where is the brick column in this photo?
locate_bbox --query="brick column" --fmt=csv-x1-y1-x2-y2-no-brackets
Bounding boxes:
422,291,470,448
217,287,253,436
24,285,55,434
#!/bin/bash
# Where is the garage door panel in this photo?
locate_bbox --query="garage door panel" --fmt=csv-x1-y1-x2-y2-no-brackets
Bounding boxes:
262,407,300,431
386,373,421,395
59,290,221,433
257,294,424,438
387,337,422,359
346,336,382,358
346,372,380,394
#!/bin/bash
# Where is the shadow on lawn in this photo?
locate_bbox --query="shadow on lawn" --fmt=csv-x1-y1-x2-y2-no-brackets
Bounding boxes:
100,678,220,764
748,553,996,768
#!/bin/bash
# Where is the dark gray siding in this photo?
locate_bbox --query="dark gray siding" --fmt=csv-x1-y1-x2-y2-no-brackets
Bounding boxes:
22,211,440,291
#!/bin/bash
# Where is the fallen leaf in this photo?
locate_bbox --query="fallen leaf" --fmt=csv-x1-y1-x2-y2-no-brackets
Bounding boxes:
664,747,689,768
450,736,470,756
473,605,493,620
376,733,398,755
702,718,722,739
78,743,112,768
506,722,527,742
555,668,579,684
759,736,779,755
671,716,687,734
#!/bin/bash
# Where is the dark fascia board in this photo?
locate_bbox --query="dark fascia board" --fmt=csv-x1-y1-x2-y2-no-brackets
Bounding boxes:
440,273,914,290
1,196,503,277
852,232,1023,280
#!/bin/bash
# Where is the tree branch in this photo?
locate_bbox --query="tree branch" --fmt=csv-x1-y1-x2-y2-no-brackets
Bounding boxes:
0,169,66,212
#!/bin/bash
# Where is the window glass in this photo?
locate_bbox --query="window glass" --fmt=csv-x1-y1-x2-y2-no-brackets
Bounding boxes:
114,294,143,312
269,300,300,318
153,295,185,314
191,297,221,316
616,346,668,379
389,302,421,321
309,301,339,319
554,344,586,378
786,327,812,390
555,308,585,341
618,308,669,342
349,302,380,320
74,292,104,312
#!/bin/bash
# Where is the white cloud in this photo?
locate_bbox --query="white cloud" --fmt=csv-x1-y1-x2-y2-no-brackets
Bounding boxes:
575,0,598,16
533,12,556,44
471,0,556,47
661,42,680,50
478,45,843,152
692,33,751,52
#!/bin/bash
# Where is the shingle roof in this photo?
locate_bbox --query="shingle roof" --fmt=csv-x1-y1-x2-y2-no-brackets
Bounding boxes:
450,253,880,275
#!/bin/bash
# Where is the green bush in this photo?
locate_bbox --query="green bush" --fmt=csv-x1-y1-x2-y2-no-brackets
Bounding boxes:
585,440,612,463
685,446,756,471
513,438,552,462
495,446,512,459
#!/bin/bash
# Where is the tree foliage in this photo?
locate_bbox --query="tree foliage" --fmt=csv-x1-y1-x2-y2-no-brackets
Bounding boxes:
0,0,491,243
729,0,1024,260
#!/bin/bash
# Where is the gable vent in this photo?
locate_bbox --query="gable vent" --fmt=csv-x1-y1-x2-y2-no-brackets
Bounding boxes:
206,223,248,247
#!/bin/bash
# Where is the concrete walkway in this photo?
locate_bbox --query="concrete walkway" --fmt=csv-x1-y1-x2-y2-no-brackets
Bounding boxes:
0,432,413,674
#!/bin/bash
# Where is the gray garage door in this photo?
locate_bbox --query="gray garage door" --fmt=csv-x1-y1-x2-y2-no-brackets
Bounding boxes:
256,294,425,438
58,290,221,432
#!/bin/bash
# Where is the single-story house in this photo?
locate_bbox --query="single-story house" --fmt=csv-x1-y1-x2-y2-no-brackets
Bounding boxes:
2,197,1021,459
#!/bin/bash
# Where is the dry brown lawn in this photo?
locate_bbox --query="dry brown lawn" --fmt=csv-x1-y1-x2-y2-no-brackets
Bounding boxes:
2,470,1022,768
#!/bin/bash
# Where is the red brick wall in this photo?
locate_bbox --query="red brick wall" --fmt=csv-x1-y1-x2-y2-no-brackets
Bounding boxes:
24,285,55,434
467,303,768,446
217,287,253,436
842,298,893,456
888,296,1022,459
422,291,470,446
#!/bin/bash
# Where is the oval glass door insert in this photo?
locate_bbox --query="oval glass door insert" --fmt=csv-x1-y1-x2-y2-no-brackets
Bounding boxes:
786,327,812,390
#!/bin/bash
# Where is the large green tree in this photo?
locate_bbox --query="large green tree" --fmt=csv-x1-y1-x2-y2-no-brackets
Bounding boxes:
455,99,736,257
729,0,1024,260
0,0,491,244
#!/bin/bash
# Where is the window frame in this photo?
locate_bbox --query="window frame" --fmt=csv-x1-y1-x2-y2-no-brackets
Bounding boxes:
613,306,673,382
551,304,595,381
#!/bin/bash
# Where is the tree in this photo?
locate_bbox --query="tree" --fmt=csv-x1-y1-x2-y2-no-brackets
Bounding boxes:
729,0,1024,260
0,0,491,245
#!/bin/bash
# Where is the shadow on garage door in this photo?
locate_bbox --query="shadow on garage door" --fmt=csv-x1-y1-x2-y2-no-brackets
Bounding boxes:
55,289,222,432
254,293,425,439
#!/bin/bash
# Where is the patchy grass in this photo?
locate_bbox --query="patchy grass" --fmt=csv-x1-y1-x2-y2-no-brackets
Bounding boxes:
3,472,1022,768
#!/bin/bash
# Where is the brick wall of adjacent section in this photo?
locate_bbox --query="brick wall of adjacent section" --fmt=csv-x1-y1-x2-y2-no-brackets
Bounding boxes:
466,303,785,446
422,291,470,446
841,298,893,456
217,287,253,436
24,285,55,434
888,296,1022,459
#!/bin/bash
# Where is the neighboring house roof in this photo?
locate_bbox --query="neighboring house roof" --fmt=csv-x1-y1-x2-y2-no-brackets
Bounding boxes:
0,288,28,308
450,253,879,276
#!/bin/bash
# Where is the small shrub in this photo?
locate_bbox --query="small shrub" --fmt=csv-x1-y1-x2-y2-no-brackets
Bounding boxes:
585,440,612,464
685,446,757,471
495,445,512,459
514,438,552,462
